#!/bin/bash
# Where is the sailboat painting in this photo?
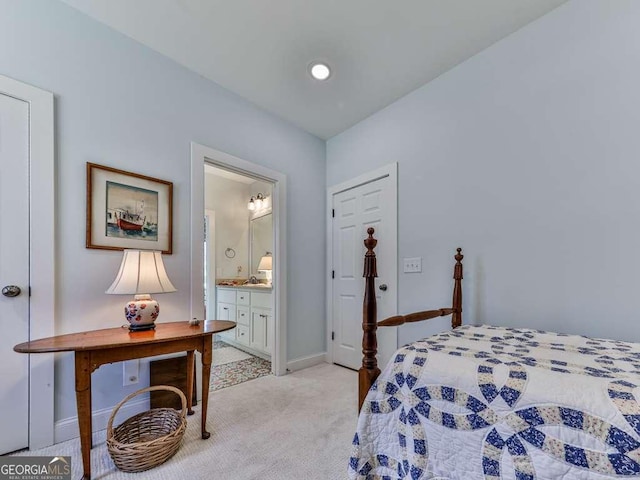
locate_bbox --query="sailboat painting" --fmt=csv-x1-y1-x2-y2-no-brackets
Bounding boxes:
87,162,173,254
105,181,158,241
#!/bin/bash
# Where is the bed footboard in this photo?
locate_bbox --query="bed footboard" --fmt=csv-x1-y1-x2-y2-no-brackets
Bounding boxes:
358,228,463,411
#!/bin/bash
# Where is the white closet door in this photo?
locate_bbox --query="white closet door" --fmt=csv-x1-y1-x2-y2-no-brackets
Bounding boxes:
0,91,30,454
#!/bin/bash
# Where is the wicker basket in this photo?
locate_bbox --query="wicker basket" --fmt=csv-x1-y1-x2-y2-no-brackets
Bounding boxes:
107,385,187,472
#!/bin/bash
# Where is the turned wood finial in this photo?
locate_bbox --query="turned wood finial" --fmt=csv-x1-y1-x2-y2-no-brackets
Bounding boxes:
363,227,378,278
454,248,463,278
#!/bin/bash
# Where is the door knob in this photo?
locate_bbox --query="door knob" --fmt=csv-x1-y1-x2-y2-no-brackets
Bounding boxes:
379,284,388,291
2,285,21,297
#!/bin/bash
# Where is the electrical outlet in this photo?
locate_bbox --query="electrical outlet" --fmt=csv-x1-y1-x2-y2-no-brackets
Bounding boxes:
123,360,139,386
403,257,422,273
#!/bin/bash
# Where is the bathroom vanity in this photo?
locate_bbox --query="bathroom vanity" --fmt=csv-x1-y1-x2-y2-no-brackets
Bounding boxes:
216,285,273,359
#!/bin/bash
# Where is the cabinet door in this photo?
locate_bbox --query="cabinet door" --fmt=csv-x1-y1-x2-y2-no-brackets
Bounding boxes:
250,309,267,352
264,312,274,354
217,288,236,304
217,302,236,321
251,292,271,309
236,290,250,306
236,306,250,326
236,324,250,346
216,302,236,341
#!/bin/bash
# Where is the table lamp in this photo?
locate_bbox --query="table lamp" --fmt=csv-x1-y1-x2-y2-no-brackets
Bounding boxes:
106,249,176,331
257,254,273,286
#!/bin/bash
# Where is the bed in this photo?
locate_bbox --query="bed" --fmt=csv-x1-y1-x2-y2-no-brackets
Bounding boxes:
350,228,640,479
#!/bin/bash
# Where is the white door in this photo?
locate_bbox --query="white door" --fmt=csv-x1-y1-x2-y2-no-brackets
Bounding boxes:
0,92,30,454
331,174,397,370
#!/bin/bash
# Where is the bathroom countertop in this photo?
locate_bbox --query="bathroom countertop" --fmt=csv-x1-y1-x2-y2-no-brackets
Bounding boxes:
216,283,272,291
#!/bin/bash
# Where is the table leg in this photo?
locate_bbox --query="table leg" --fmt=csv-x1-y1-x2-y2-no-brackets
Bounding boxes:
75,352,92,480
200,337,212,439
186,350,195,416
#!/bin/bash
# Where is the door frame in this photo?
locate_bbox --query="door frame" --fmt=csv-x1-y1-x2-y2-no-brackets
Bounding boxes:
190,142,287,376
204,209,216,320
0,74,55,449
326,162,398,365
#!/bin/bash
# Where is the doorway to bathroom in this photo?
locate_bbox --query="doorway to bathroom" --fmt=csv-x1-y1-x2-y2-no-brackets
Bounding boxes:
204,164,274,389
191,142,288,390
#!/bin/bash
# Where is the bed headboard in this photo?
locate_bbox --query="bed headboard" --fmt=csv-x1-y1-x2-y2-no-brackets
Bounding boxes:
358,227,463,410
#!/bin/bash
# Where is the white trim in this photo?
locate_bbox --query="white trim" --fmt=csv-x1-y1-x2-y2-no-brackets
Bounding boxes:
328,163,398,196
326,163,398,365
0,74,55,449
54,396,149,444
286,354,327,373
204,209,216,321
190,142,287,376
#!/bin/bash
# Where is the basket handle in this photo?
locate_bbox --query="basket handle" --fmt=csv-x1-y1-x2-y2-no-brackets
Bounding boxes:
107,385,187,437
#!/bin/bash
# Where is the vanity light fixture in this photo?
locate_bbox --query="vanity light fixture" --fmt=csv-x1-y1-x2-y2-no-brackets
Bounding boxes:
255,193,264,210
248,193,265,211
309,62,331,81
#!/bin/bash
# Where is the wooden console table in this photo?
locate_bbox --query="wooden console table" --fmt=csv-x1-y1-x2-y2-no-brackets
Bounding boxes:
14,320,235,480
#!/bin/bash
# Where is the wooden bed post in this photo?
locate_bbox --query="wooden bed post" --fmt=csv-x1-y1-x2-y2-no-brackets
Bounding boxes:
452,248,463,328
358,236,464,410
359,227,381,411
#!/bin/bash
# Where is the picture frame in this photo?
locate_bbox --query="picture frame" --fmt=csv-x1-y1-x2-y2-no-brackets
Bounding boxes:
86,163,173,254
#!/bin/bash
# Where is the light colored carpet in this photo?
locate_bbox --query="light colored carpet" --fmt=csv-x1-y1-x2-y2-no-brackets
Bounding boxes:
13,363,358,480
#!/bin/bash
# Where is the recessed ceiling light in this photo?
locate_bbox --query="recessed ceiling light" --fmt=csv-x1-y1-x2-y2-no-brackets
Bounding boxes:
309,62,331,81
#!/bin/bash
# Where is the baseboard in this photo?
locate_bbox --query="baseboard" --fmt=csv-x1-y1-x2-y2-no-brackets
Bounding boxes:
286,352,327,373
54,395,149,444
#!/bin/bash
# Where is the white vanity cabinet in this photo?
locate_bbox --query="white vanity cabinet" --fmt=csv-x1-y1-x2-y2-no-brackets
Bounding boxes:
215,286,272,358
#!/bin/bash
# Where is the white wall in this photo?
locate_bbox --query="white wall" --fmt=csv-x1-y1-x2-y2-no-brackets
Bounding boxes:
0,0,326,426
204,174,251,279
327,0,640,346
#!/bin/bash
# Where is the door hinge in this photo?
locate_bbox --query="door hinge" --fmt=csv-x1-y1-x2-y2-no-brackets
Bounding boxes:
332,209,335,218
29,286,31,297
331,331,335,341
332,270,335,279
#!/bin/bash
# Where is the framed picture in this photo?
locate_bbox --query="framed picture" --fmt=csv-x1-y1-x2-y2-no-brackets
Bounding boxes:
86,163,173,254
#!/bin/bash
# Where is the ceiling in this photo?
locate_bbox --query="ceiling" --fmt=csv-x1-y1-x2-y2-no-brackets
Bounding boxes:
61,0,567,140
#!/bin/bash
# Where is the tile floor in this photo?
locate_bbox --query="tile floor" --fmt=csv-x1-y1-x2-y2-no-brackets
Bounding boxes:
211,338,272,391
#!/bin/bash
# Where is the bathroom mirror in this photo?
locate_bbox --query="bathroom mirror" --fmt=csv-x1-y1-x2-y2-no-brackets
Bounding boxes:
250,213,273,275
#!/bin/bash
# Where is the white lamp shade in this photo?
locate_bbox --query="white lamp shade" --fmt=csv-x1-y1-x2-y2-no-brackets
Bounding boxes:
106,250,176,294
257,255,272,272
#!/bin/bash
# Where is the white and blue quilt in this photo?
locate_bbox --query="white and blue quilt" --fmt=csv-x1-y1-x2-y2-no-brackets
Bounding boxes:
349,325,640,479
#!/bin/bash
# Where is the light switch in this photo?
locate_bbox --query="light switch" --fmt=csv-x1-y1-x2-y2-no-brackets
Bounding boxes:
403,257,422,273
